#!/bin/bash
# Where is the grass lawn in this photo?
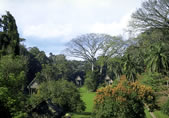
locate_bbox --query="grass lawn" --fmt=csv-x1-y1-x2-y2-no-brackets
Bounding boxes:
71,86,95,118
145,109,169,118
145,109,152,118
154,110,169,118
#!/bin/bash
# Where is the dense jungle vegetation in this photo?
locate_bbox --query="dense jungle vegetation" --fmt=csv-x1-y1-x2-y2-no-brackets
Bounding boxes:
0,0,169,118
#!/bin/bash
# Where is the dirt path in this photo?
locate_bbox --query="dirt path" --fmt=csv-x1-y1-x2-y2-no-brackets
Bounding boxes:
150,112,156,118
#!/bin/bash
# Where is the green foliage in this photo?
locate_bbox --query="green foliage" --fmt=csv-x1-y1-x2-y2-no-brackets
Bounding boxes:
96,56,107,74
29,47,49,65
0,55,28,117
139,72,167,92
35,57,74,83
123,54,138,82
0,5,169,118
107,57,123,79
35,53,82,83
93,78,156,118
162,98,169,116
0,11,20,56
85,71,100,91
30,80,85,113
35,64,58,82
145,41,169,74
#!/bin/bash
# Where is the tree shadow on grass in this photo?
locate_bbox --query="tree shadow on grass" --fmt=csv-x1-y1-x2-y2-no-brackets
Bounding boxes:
72,112,92,118
74,112,91,115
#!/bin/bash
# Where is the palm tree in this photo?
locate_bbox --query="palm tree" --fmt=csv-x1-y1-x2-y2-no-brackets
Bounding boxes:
107,57,123,80
123,54,138,82
145,42,169,74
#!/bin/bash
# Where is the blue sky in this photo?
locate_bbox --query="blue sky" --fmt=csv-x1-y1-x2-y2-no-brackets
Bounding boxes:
0,0,143,55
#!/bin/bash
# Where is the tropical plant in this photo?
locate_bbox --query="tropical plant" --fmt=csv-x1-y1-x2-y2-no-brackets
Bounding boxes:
145,41,169,74
123,54,138,82
107,57,123,79
85,70,100,91
93,76,156,118
162,98,169,116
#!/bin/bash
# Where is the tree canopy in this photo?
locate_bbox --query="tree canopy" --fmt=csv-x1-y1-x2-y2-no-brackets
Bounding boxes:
65,33,114,71
130,0,169,32
0,11,20,56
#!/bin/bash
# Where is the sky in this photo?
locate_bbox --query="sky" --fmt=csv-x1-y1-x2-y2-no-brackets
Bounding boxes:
0,0,143,55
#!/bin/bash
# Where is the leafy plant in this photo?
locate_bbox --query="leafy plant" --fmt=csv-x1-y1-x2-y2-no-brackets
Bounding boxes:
93,76,156,118
162,98,169,116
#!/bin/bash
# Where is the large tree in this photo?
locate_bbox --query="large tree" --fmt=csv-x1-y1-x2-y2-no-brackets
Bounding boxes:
123,54,138,82
65,33,113,71
0,55,28,117
97,36,127,74
130,0,169,32
145,41,169,74
0,11,20,56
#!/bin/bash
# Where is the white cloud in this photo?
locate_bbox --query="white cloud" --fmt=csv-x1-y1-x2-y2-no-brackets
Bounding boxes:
90,11,133,37
0,0,142,54
23,24,73,39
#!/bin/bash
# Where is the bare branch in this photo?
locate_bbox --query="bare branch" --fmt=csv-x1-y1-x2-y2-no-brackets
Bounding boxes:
130,0,169,32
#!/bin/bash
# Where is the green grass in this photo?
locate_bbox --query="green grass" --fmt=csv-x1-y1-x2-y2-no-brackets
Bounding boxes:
71,86,95,118
144,109,169,118
154,110,169,118
145,109,152,118
80,87,96,112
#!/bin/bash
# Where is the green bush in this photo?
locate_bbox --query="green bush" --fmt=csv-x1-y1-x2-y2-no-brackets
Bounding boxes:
139,72,167,92
162,98,169,116
84,71,98,91
0,55,28,118
30,80,86,113
93,77,156,118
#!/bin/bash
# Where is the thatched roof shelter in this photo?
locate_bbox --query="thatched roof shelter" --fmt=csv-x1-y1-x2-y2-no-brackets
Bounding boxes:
27,79,39,94
105,75,110,80
75,76,82,86
105,75,113,85
76,76,82,81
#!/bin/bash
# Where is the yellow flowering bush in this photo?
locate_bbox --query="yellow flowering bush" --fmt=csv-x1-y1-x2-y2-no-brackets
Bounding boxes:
93,75,156,118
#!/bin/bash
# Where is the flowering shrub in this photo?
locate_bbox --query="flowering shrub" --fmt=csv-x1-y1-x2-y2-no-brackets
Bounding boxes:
93,75,156,118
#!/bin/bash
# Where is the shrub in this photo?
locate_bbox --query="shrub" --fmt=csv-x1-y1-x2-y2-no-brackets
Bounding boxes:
29,80,85,116
93,76,156,118
162,98,169,116
85,71,99,91
139,72,167,92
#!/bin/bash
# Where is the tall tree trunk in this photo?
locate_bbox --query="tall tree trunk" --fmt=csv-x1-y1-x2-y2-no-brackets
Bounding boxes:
92,62,94,72
100,66,103,74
